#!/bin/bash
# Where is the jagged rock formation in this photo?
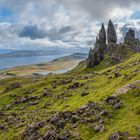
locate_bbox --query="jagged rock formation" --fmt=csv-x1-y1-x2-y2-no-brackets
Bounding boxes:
124,29,135,44
107,20,117,44
87,20,140,68
98,23,107,60
87,23,106,68
124,29,140,52
87,48,95,68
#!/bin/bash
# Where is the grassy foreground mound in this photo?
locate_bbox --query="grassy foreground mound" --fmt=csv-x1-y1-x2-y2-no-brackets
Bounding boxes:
0,53,140,140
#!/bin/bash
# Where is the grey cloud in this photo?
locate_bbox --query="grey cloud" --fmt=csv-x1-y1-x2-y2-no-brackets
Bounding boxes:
19,25,47,39
19,25,74,40
46,26,74,41
59,0,140,20
0,0,140,50
1,0,140,20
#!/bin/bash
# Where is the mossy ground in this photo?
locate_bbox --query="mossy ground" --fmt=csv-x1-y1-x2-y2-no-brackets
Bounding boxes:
0,53,140,140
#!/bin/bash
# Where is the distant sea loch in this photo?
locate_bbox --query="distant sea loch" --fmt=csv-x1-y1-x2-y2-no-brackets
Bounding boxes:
0,48,89,70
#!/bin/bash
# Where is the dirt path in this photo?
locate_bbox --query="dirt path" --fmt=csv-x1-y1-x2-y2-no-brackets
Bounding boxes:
114,80,140,96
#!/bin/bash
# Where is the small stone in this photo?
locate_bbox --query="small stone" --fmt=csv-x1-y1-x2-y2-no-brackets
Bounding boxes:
93,124,105,132
99,110,109,116
43,130,57,140
0,125,5,130
81,92,90,97
113,102,123,109
56,120,65,129
114,72,121,77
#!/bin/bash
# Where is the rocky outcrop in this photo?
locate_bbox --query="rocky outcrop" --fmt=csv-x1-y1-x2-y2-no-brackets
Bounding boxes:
87,20,118,68
4,82,21,92
87,20,140,69
108,131,128,140
107,20,117,44
124,29,140,52
87,23,106,68
87,48,95,68
124,29,135,43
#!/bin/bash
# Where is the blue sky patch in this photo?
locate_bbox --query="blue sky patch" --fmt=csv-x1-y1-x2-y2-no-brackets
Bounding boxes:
0,8,14,22
131,11,140,19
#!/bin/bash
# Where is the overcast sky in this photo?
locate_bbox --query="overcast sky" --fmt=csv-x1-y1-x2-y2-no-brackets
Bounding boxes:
0,0,140,50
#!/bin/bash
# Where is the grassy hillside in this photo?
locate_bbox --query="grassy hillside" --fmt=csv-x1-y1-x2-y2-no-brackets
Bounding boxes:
0,53,140,140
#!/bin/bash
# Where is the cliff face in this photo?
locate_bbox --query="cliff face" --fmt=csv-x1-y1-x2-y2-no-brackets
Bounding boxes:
87,20,140,68
124,29,140,52
87,23,106,68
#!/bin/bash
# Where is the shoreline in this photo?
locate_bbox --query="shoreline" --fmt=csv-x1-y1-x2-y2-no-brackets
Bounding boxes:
0,54,86,79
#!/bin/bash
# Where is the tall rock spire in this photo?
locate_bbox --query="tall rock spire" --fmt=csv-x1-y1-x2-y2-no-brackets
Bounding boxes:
107,20,117,44
99,23,106,46
99,23,106,60
87,23,107,68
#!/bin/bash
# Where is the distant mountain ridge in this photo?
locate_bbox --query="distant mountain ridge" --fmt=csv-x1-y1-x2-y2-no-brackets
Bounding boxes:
0,47,89,58
0,50,65,58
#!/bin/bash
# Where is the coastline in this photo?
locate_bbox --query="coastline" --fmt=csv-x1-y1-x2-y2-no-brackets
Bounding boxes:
0,54,85,79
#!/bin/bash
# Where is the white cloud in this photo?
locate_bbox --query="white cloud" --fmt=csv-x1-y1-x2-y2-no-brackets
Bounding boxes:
109,8,133,20
0,0,140,50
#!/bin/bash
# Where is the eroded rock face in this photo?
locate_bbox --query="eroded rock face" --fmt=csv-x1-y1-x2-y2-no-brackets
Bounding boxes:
87,20,140,69
124,29,140,52
87,20,118,68
99,23,107,60
107,20,117,44
87,48,95,68
87,23,106,68
124,29,135,44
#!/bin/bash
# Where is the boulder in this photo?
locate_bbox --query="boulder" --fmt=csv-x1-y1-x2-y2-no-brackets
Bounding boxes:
0,125,5,130
99,110,109,116
50,115,59,124
68,82,84,89
0,111,5,117
43,130,57,140
106,96,118,105
56,120,65,129
108,131,128,140
29,101,38,106
57,130,70,140
43,87,52,97
81,92,90,97
22,123,40,140
113,102,123,109
11,112,17,116
93,124,105,132
114,72,121,77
